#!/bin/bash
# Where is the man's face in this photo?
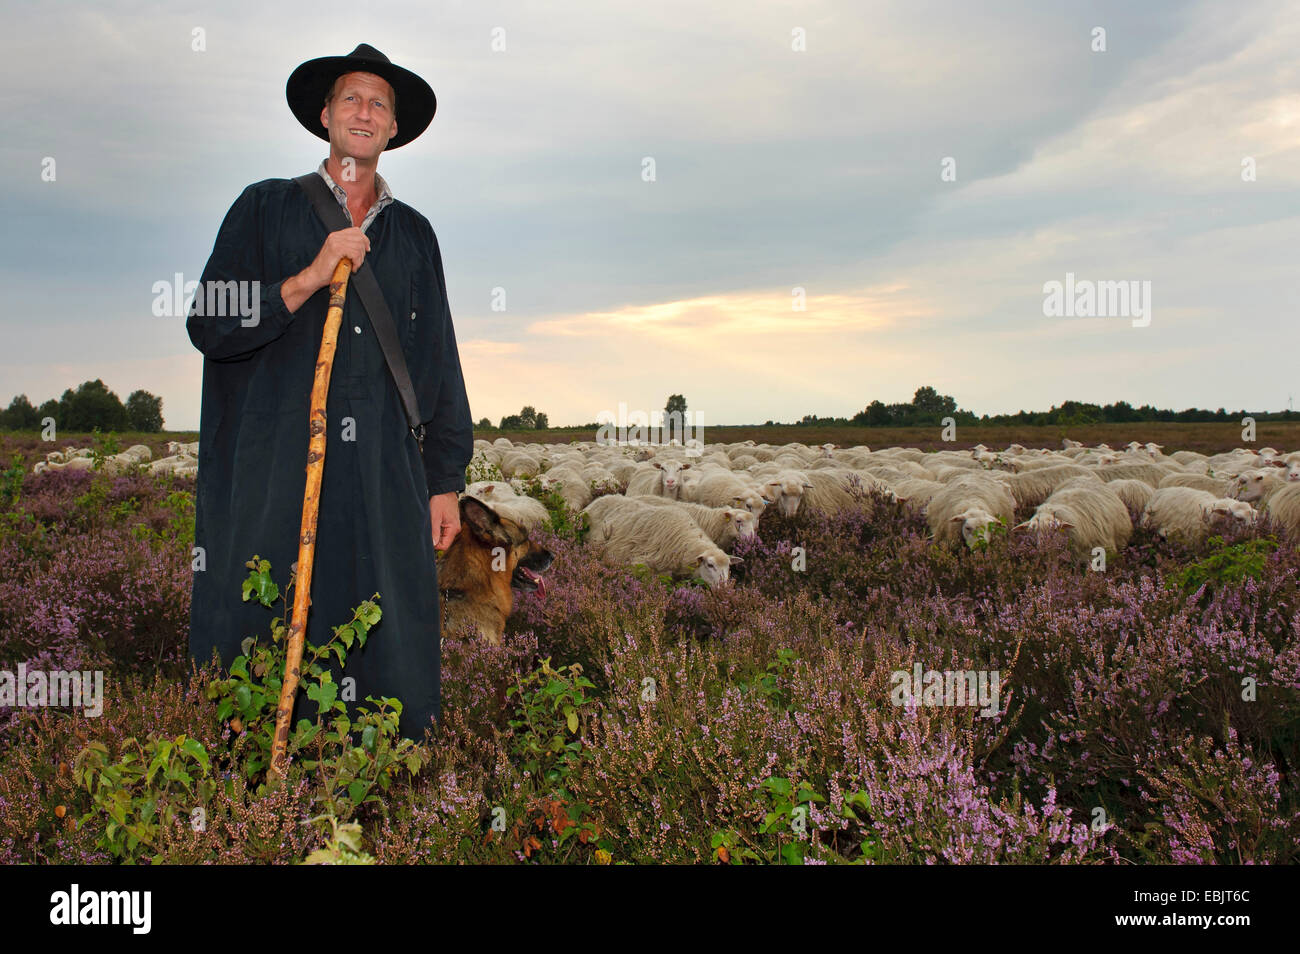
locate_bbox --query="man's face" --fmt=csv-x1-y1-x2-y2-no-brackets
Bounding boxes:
320,71,398,163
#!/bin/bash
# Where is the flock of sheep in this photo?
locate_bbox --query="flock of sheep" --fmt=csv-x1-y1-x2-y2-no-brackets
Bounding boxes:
32,441,199,477
24,435,1300,587
462,436,1300,586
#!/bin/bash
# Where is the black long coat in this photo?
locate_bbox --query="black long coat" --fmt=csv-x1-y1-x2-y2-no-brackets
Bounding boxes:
186,176,474,740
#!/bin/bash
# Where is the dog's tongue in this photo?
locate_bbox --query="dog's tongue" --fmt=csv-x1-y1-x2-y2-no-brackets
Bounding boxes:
522,567,547,600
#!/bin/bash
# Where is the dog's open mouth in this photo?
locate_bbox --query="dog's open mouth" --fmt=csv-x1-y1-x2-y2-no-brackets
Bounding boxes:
512,565,547,599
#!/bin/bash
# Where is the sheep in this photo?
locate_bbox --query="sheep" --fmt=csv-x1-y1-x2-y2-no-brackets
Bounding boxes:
1139,487,1256,544
926,475,1016,547
625,459,691,499
1159,472,1233,496
533,469,594,512
32,456,95,474
1170,450,1209,467
1228,469,1287,506
799,468,888,515
993,463,1096,510
1094,462,1175,487
463,482,549,532
629,495,758,550
1260,483,1300,539
581,496,735,587
1014,485,1132,556
891,477,945,513
499,449,542,478
149,455,199,476
1102,478,1155,516
757,469,812,517
682,470,770,516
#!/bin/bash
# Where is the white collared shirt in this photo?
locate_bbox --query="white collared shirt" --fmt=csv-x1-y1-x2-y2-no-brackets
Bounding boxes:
315,159,394,234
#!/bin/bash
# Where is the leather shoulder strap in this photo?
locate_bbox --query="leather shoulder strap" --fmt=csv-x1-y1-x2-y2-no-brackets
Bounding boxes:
293,173,426,448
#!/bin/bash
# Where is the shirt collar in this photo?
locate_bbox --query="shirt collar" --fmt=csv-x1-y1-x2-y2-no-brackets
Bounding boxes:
315,159,394,207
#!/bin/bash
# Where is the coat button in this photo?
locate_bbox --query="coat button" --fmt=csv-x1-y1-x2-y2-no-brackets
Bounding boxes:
353,325,362,334
410,311,416,320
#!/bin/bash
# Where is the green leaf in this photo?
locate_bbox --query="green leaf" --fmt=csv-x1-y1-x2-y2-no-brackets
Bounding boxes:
180,737,210,770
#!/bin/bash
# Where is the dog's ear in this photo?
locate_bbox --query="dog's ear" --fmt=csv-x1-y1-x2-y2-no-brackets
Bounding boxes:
460,496,508,544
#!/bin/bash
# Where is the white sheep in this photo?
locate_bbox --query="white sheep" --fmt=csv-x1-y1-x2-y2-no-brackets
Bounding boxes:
463,482,549,532
799,468,887,515
682,470,770,516
891,477,945,513
629,495,758,550
581,495,736,587
1228,469,1287,506
1140,487,1256,543
1260,483,1300,539
625,459,691,499
758,470,812,517
1102,478,1156,516
1014,485,1132,556
1158,472,1233,496
993,464,1096,510
926,475,1016,547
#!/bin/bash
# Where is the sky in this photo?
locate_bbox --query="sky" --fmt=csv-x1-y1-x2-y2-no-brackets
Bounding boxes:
3,0,1298,430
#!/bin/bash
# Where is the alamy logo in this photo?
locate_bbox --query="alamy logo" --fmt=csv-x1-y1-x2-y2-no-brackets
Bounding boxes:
152,272,261,327
0,664,103,716
890,664,1001,718
1042,272,1151,327
49,884,151,934
595,403,705,455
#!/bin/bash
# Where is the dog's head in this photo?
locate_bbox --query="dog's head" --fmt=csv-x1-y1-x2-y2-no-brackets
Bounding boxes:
457,495,554,597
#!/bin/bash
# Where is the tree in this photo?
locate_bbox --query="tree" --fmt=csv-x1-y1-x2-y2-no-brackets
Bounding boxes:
534,412,548,429
59,379,129,432
0,394,40,430
517,406,537,429
37,399,60,429
911,385,956,422
477,417,492,429
499,414,522,429
125,390,164,432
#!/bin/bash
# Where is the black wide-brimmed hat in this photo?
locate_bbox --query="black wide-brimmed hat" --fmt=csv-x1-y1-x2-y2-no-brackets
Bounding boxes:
286,43,435,150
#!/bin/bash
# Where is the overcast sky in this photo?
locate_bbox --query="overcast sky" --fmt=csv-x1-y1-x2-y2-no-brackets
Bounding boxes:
4,0,1298,430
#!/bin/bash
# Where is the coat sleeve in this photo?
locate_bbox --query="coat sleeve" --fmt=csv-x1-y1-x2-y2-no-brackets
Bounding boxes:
421,230,474,497
186,184,300,362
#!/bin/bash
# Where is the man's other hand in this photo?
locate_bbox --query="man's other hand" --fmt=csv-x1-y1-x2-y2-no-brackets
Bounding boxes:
430,491,461,551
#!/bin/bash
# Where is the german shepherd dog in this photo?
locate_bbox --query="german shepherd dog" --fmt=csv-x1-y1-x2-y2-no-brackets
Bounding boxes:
436,495,553,644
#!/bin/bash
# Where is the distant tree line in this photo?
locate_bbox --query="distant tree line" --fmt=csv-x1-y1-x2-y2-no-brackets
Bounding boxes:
492,405,548,430
771,386,1300,428
0,379,164,432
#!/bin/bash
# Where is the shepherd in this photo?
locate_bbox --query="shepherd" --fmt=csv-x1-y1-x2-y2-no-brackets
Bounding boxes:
186,43,474,742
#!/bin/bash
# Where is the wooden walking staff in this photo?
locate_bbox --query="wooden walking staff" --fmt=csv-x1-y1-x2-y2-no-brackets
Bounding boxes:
270,257,352,780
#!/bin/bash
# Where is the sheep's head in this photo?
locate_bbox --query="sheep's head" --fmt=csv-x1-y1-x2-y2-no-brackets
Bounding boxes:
1013,509,1074,536
1230,471,1273,503
950,508,1003,548
1210,499,1257,525
652,459,689,495
819,443,836,458
763,473,807,517
1288,464,1300,482
731,492,768,517
724,508,758,540
695,551,734,588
